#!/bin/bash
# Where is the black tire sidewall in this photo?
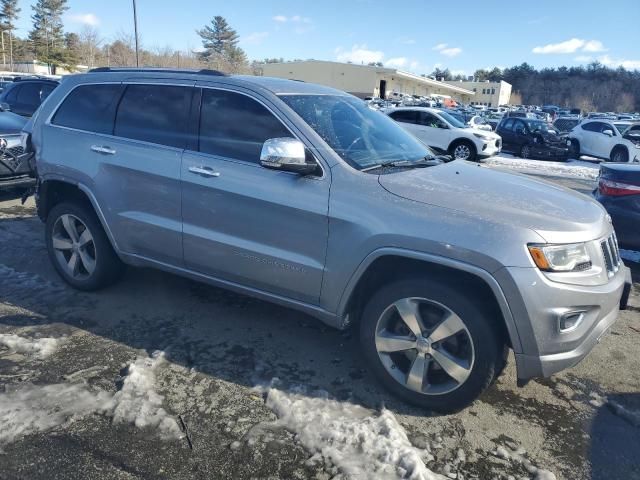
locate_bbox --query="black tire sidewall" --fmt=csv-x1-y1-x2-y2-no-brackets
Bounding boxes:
45,202,123,291
570,139,580,158
611,148,628,163
359,277,503,413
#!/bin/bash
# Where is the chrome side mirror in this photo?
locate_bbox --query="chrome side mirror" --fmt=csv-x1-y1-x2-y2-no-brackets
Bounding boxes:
260,138,318,175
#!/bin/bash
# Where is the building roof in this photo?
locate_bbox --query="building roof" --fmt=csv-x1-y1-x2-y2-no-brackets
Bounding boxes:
261,60,475,96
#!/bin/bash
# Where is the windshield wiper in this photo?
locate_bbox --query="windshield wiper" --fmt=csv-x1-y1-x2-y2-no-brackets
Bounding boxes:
361,157,441,172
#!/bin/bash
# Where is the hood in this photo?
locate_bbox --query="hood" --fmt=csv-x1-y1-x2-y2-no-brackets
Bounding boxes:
537,131,566,146
0,111,27,135
378,160,607,243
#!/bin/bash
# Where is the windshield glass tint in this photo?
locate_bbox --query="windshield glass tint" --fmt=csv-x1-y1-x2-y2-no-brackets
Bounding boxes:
438,110,466,128
280,94,434,169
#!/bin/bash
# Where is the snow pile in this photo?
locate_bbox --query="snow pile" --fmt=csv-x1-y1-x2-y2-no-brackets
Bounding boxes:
0,333,62,358
101,351,182,439
0,383,111,446
620,249,640,264
0,351,181,446
259,381,445,480
491,444,557,480
485,155,599,180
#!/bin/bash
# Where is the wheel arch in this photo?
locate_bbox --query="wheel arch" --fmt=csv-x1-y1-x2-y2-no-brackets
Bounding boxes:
447,136,476,153
610,144,629,161
37,178,120,253
337,249,522,353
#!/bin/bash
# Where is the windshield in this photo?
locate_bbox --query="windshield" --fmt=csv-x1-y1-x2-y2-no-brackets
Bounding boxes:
437,110,467,128
280,94,435,170
614,123,631,134
524,120,556,133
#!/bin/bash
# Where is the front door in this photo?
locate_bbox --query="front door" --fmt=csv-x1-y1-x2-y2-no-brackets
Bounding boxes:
181,85,330,304
415,111,450,150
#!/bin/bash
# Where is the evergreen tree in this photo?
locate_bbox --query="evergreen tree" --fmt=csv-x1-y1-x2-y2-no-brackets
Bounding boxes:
28,0,69,71
197,16,239,60
0,0,20,31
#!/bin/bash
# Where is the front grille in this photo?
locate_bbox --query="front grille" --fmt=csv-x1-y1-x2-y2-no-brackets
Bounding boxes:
601,233,621,277
1,146,24,158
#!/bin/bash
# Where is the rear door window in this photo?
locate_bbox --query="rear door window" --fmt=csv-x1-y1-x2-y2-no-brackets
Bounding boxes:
501,118,514,131
198,88,292,163
53,84,124,134
114,84,192,149
389,110,418,124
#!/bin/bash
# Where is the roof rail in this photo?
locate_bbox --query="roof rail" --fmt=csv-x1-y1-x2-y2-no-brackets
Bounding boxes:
14,75,59,82
88,67,227,76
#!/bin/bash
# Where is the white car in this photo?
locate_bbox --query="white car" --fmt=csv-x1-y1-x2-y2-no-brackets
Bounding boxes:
385,107,502,161
568,119,639,162
468,115,493,132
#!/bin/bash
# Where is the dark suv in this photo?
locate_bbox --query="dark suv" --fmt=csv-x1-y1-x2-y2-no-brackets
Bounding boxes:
0,77,59,117
497,117,569,160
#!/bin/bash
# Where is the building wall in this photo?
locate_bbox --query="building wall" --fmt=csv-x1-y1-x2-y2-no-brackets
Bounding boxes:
446,80,512,107
261,61,474,103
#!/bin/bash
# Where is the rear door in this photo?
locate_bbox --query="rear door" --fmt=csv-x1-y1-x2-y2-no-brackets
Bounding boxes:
579,121,603,155
497,118,515,150
512,120,529,150
180,85,330,304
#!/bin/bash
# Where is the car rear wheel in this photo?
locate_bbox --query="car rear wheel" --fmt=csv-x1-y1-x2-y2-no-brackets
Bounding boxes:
46,202,125,291
359,277,505,413
450,140,477,162
519,144,531,159
610,147,629,163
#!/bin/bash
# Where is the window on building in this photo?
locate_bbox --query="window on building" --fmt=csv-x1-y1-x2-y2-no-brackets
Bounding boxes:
481,89,485,94
491,88,496,95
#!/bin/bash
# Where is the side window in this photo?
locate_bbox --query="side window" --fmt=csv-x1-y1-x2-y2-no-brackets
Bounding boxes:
53,84,125,134
514,120,526,134
114,84,192,149
419,112,444,128
582,122,600,132
5,84,20,102
501,119,514,130
389,110,417,124
199,89,292,163
17,83,42,107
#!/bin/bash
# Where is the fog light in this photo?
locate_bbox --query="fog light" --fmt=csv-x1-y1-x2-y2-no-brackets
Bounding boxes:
559,311,585,332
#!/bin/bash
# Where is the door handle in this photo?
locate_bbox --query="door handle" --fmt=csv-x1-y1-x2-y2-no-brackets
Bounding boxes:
188,166,220,178
90,145,116,155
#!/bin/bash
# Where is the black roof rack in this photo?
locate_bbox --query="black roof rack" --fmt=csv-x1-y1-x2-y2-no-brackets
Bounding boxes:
88,67,227,76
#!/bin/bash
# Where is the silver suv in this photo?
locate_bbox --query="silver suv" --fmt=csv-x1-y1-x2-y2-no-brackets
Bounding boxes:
26,68,632,412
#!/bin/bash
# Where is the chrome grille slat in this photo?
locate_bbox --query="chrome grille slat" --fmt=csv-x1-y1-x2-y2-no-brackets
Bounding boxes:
601,233,621,277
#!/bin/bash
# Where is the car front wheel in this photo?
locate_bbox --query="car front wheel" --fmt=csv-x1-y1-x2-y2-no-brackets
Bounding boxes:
359,277,506,413
610,147,629,163
450,140,477,162
46,202,124,291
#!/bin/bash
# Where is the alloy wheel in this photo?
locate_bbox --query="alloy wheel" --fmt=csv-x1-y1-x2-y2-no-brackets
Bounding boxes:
51,214,97,280
374,297,475,395
453,144,471,160
521,145,530,159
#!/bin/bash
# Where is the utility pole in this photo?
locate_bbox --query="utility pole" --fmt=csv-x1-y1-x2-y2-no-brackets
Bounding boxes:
132,0,139,67
9,30,13,72
1,32,5,67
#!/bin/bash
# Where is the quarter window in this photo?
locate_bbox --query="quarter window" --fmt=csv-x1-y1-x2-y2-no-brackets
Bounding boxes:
114,84,192,149
53,84,124,134
199,89,292,163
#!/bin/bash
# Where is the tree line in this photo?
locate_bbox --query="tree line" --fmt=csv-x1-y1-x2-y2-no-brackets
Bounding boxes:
431,63,640,113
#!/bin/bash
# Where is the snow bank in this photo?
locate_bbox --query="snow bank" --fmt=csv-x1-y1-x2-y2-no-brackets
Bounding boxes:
485,155,599,181
0,333,61,358
101,351,182,439
0,351,181,446
620,249,640,264
259,381,445,480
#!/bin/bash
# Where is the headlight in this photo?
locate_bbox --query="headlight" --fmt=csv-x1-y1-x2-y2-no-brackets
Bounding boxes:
473,133,491,141
528,243,592,272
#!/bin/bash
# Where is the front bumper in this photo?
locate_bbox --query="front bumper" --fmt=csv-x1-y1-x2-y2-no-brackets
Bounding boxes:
478,139,501,158
496,264,631,380
531,144,569,160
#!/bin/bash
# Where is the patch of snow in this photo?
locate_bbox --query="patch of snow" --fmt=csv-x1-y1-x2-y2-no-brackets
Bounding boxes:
0,333,62,358
620,249,640,264
101,351,182,439
491,444,557,480
485,155,599,181
257,380,446,480
0,383,111,446
0,351,181,446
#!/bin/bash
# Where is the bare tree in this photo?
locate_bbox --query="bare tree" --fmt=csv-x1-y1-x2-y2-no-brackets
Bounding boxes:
78,25,101,68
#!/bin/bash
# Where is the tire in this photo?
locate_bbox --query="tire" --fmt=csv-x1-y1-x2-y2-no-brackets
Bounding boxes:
46,201,125,291
359,277,505,413
610,147,629,163
519,144,531,159
450,140,477,162
569,139,581,159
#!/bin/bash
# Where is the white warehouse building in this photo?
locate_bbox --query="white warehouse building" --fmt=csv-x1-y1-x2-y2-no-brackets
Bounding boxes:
260,60,475,103
446,80,512,107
